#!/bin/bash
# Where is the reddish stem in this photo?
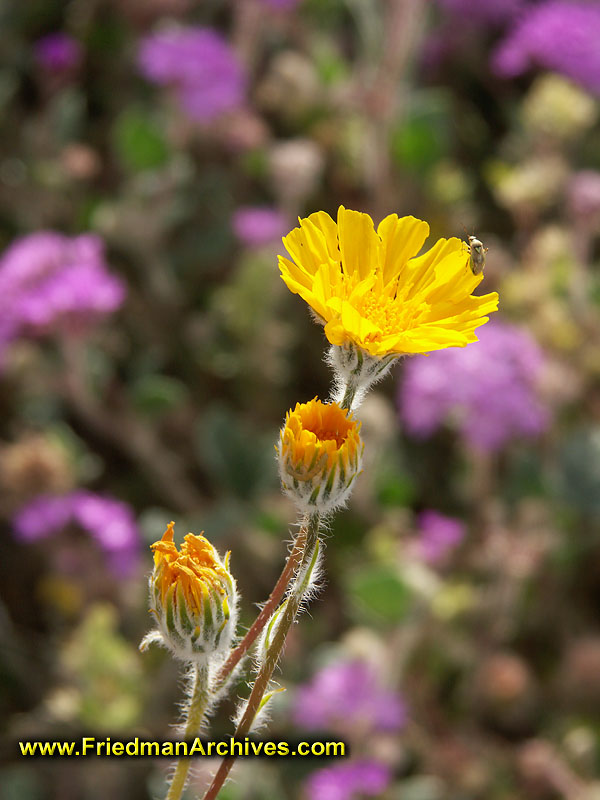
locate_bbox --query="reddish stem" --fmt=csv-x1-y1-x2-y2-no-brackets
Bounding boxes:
204,516,319,800
215,526,307,687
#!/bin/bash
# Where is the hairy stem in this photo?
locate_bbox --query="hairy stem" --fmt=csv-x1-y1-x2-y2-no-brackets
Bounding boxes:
340,380,358,411
202,514,321,800
215,525,307,689
166,663,210,800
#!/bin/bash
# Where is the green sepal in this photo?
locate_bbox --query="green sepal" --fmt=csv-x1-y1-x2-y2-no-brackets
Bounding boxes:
165,583,177,636
177,583,194,635
257,686,285,715
308,485,321,505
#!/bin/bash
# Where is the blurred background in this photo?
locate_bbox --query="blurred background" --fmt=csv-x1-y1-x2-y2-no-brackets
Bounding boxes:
1,1,600,798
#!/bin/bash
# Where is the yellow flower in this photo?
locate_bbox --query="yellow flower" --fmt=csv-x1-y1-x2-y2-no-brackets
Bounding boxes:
152,523,229,612
278,398,363,513
143,523,238,662
278,206,499,357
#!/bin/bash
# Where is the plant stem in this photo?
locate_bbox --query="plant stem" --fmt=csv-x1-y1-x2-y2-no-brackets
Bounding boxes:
340,380,358,411
202,514,321,800
166,663,210,800
215,525,307,689
337,350,398,412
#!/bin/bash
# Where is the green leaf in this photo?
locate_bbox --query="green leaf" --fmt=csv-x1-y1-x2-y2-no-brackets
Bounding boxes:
558,426,600,517
348,564,412,624
375,468,414,508
391,92,450,172
194,406,277,500
131,374,188,417
112,109,168,171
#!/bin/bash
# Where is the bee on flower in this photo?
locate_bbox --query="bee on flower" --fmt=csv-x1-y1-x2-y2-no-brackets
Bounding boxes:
463,231,488,276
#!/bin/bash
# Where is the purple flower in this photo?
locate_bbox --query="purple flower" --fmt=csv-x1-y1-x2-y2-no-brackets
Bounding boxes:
305,760,392,800
13,491,141,576
398,321,549,451
137,27,245,122
34,33,82,73
0,232,125,357
232,206,287,247
294,660,406,733
14,495,74,541
422,0,524,71
418,511,465,565
492,2,600,95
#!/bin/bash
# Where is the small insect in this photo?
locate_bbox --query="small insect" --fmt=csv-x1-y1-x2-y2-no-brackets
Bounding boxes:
463,231,488,276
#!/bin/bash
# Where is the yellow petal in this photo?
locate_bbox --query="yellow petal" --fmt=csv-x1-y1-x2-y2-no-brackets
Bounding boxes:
403,237,464,300
280,271,331,320
304,210,340,260
278,255,314,292
337,206,382,281
377,214,429,286
283,221,329,276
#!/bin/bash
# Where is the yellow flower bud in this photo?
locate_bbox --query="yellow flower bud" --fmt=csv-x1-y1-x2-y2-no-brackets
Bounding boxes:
277,398,363,514
143,523,238,664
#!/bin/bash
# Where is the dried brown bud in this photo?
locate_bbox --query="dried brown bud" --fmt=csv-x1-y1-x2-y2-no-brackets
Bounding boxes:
0,434,74,504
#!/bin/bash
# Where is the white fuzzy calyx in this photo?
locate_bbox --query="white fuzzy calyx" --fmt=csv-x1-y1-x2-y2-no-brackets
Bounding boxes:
328,342,399,410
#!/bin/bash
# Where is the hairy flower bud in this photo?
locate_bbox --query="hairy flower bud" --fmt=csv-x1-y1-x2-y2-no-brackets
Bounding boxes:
142,522,238,664
277,398,363,514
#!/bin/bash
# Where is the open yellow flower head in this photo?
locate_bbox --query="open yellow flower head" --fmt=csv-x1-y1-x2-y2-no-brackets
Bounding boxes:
278,206,499,358
277,398,363,514
142,522,238,663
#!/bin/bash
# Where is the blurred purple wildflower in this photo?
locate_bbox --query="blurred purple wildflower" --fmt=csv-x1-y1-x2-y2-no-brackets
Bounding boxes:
34,33,82,73
492,2,600,95
0,232,125,358
294,660,406,733
232,206,288,247
13,491,141,576
418,510,465,565
14,495,74,541
398,321,549,451
423,0,523,71
137,27,245,121
305,760,392,800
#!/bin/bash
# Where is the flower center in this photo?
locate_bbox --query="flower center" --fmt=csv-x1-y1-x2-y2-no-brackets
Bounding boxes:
298,404,352,450
303,425,347,449
357,291,422,340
